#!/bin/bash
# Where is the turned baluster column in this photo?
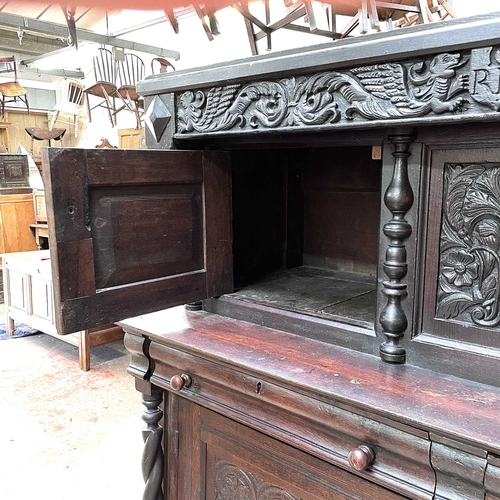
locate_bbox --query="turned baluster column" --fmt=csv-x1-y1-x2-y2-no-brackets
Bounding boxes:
141,384,164,500
379,128,417,364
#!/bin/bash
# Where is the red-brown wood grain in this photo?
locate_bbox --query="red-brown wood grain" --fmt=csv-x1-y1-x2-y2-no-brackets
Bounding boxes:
121,307,500,454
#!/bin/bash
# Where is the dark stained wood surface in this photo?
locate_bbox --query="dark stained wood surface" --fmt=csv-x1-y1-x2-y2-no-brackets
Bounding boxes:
203,151,233,298
230,266,376,329
42,147,233,334
485,460,500,500
302,146,381,276
120,307,500,454
89,184,204,289
231,149,288,284
431,441,487,500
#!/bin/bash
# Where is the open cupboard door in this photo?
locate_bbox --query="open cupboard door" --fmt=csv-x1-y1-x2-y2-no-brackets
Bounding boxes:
42,148,232,334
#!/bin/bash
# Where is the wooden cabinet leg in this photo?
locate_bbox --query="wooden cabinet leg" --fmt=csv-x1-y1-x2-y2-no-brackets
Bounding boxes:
138,381,164,500
78,330,91,371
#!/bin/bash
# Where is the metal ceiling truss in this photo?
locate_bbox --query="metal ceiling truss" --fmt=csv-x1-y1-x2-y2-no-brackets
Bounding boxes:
18,64,84,79
0,28,66,56
0,12,180,60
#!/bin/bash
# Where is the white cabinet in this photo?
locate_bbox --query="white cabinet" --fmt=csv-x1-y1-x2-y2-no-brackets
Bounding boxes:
3,250,123,370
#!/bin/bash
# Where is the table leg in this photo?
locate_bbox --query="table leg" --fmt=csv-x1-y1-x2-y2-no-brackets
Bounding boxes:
6,316,14,335
78,330,91,371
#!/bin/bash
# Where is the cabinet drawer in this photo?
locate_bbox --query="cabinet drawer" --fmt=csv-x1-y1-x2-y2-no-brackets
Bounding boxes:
150,342,435,500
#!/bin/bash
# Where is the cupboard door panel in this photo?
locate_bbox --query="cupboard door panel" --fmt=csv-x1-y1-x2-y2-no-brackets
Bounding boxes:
422,148,500,348
176,397,407,500
42,148,232,334
89,184,203,289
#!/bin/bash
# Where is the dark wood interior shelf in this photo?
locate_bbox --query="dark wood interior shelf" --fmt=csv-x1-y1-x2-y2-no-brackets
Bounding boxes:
227,266,376,329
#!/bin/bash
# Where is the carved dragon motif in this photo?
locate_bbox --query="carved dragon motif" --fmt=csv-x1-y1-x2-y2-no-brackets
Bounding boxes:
177,52,472,134
331,53,469,120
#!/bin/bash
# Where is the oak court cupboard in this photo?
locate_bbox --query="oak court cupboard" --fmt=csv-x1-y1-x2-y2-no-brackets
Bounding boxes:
42,12,500,500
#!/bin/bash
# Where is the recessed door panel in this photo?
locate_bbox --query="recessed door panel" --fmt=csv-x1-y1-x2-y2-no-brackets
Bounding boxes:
42,148,232,334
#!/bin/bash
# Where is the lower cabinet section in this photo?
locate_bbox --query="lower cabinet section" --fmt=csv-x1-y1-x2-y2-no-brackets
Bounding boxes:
122,310,500,500
168,395,407,500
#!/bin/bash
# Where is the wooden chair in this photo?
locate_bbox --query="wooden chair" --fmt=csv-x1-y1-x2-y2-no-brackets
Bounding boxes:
0,56,29,120
231,0,456,54
95,137,117,148
116,53,145,128
151,57,176,74
49,79,85,137
25,127,66,155
83,48,118,127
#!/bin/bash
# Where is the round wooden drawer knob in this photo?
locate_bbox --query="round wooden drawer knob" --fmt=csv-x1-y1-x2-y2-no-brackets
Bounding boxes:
170,374,192,391
348,445,375,471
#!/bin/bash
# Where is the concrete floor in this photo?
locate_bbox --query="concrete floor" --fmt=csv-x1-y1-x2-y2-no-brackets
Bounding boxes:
0,329,145,499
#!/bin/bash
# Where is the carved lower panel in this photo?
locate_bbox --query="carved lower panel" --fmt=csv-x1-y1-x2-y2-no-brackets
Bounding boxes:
436,163,500,329
175,46,500,136
215,461,300,500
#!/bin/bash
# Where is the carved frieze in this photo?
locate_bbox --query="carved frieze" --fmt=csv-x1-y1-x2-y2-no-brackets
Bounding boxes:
174,46,500,136
470,45,500,111
215,461,300,500
436,163,500,328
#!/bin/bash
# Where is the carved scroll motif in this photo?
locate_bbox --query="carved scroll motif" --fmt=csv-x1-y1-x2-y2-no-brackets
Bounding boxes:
436,164,500,328
177,51,474,134
215,461,300,500
177,76,341,133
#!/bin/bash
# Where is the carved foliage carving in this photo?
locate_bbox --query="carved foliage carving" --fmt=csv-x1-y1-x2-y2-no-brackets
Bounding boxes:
436,163,500,328
215,461,300,500
177,52,472,134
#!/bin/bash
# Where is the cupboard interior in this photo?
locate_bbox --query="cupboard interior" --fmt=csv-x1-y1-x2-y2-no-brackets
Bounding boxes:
214,146,382,330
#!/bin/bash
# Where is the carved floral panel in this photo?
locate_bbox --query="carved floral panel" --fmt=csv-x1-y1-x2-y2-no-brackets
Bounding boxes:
174,46,500,136
215,461,301,500
436,163,500,328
